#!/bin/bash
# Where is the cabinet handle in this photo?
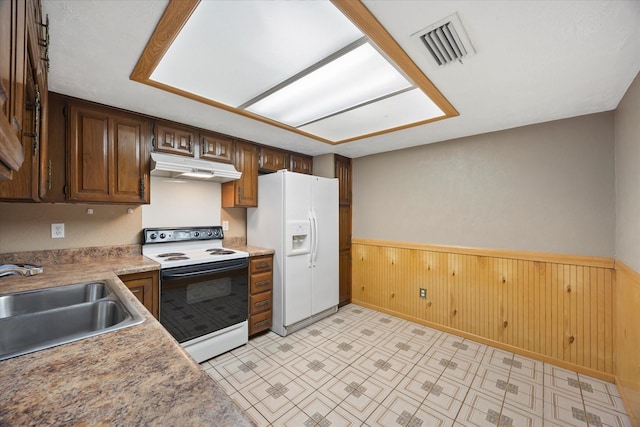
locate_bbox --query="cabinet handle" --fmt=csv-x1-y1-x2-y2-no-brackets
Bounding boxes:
47,160,52,190
189,136,193,153
24,85,41,155
255,280,270,287
255,319,269,327
130,288,140,294
140,178,145,199
202,140,207,155
255,300,269,307
256,262,270,269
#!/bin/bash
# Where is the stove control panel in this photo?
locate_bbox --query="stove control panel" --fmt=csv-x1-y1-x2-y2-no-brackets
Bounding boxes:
143,226,224,244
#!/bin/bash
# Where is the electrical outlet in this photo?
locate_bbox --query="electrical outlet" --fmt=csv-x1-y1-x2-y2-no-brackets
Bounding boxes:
419,288,427,299
222,220,229,231
51,223,65,239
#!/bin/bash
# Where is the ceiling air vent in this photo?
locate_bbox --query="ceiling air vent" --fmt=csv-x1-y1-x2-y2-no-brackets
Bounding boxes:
415,12,475,66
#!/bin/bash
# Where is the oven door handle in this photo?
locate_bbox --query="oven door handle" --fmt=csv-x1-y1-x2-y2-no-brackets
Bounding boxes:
162,264,245,279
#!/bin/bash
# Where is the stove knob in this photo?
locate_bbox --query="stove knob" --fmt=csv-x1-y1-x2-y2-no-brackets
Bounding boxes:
159,233,166,239
149,233,157,240
194,231,200,237
207,230,213,237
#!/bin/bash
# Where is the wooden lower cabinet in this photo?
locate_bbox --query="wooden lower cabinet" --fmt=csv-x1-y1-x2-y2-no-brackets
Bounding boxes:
248,254,273,336
118,270,159,319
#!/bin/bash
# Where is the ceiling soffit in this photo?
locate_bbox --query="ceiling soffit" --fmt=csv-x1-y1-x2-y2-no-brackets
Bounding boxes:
130,0,458,145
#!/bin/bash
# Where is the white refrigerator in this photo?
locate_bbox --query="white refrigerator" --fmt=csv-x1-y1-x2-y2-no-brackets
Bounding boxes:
247,170,339,336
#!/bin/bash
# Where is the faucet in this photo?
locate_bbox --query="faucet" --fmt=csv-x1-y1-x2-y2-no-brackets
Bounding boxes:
0,264,44,278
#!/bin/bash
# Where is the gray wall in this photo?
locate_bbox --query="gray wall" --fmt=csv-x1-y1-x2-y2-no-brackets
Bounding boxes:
353,112,616,257
615,72,640,271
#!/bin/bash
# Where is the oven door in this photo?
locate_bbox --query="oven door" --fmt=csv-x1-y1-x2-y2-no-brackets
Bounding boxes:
160,258,248,344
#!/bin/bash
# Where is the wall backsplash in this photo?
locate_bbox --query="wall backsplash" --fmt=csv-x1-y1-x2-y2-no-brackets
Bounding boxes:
141,177,221,228
0,203,142,253
0,177,247,254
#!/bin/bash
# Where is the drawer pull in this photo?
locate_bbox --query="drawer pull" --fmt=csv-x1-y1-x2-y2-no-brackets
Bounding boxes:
255,319,269,327
256,262,270,269
255,280,271,287
255,300,270,307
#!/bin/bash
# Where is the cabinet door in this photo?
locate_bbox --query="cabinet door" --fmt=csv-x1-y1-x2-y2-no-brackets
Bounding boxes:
0,0,27,179
289,154,312,175
67,102,150,204
111,113,150,203
154,122,195,157
67,103,110,201
222,140,258,207
118,270,159,319
339,250,351,307
259,147,287,172
0,49,40,200
200,131,233,163
335,155,351,205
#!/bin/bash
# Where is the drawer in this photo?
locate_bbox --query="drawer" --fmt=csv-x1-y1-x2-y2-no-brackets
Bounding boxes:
250,290,272,314
249,310,272,335
250,271,272,293
250,256,273,274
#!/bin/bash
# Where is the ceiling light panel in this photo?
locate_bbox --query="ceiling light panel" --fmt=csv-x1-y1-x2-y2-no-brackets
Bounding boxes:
150,1,363,107
299,88,444,142
245,43,412,127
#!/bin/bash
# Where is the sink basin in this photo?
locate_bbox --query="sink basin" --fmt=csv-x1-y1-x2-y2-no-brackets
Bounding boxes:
0,281,111,319
0,280,144,361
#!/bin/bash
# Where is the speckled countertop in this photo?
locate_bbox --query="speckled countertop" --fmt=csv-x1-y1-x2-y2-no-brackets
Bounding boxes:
0,250,256,426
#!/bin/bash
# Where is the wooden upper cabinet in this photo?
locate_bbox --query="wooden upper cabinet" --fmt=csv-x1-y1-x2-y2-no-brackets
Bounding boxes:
335,155,352,205
0,0,27,179
200,131,233,163
289,154,312,175
0,0,48,193
154,121,195,157
67,101,150,204
222,140,258,207
259,147,287,172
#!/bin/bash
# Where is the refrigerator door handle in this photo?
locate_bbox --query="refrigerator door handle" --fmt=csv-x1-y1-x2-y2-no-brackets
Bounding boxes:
308,214,314,268
312,209,319,266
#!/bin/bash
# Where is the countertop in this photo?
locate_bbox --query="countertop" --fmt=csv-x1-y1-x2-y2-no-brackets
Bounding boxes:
0,254,256,426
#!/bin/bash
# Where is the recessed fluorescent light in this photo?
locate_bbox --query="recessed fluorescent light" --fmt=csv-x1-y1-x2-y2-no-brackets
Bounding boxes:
245,43,412,127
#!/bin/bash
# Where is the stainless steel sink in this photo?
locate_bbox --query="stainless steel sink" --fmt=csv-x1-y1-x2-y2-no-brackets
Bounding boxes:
0,281,111,319
0,280,144,361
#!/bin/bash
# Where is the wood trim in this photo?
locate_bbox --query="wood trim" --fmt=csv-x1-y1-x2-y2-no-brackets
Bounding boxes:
352,299,615,383
330,0,458,119
613,260,640,426
352,238,615,269
129,0,200,81
129,0,457,145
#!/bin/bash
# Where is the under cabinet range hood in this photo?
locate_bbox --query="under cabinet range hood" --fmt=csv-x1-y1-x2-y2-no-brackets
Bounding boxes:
150,152,241,182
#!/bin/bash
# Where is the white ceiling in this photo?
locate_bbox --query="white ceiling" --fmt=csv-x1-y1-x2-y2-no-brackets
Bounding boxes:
44,0,640,159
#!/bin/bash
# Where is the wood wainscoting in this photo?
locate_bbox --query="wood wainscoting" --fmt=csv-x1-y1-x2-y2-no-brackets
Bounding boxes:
352,238,616,380
615,261,640,425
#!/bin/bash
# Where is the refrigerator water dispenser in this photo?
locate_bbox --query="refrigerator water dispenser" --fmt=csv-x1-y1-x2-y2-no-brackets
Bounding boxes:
286,220,311,256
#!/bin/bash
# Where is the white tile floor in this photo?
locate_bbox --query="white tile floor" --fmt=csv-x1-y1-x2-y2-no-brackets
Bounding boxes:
201,304,632,427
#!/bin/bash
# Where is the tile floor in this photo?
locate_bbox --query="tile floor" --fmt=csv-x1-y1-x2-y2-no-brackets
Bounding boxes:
201,304,632,427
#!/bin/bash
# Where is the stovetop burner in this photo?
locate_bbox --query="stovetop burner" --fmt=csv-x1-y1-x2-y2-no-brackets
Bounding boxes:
157,252,186,257
164,256,189,261
206,249,235,255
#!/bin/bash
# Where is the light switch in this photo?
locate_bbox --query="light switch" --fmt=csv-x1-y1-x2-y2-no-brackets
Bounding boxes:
222,221,229,231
